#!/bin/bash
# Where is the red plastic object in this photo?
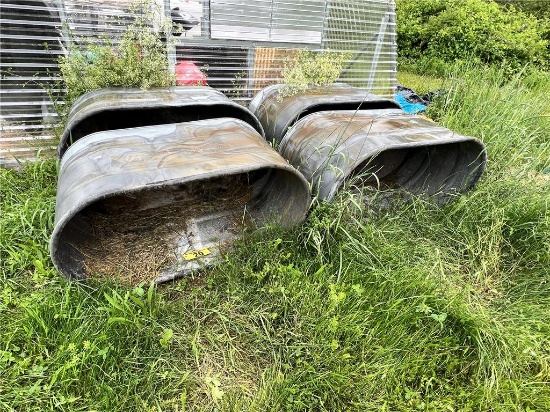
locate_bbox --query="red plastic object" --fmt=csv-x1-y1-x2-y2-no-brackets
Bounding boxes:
175,60,207,86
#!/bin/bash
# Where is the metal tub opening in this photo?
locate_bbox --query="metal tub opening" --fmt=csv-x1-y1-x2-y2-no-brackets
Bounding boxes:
62,104,261,154
50,118,310,284
347,141,486,203
278,110,486,203
53,169,302,284
295,101,400,127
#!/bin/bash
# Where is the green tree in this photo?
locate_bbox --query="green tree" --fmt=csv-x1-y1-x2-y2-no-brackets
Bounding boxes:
396,0,549,74
495,0,550,19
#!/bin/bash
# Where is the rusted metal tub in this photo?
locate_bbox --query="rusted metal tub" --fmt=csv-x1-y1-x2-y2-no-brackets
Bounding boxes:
278,109,486,202
249,83,401,144
50,118,310,283
250,84,486,203
58,86,264,158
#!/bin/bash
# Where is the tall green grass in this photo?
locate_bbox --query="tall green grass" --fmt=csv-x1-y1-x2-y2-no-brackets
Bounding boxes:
1,66,548,410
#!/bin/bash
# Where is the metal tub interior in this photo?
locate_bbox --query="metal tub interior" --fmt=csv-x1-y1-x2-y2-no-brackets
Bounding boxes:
279,110,486,203
50,118,310,283
58,86,263,158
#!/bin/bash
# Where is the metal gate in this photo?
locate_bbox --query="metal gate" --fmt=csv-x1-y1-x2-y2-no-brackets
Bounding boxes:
0,0,397,168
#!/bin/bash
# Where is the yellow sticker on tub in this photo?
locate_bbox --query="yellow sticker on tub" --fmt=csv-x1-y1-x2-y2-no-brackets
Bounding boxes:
183,248,212,261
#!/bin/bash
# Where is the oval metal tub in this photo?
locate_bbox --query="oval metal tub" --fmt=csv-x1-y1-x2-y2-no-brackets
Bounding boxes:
51,118,310,284
279,110,486,203
58,86,264,158
249,83,400,144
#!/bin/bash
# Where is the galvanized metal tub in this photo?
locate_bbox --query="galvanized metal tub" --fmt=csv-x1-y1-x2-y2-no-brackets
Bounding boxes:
249,83,400,144
58,86,264,158
50,117,310,283
279,109,486,202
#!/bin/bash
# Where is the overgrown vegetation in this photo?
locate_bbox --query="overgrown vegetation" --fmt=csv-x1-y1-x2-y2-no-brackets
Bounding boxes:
396,0,550,76
58,0,175,113
279,50,351,98
2,64,548,410
495,0,550,19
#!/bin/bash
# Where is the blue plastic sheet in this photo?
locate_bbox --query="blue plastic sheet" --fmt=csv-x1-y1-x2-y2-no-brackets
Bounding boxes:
394,93,427,114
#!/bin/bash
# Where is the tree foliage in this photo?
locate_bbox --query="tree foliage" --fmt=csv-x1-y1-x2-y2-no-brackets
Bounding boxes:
396,0,549,74
495,0,550,19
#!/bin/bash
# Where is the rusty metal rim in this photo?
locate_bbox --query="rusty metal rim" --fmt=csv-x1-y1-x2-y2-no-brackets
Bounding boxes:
277,108,406,150
248,84,280,113
65,86,229,121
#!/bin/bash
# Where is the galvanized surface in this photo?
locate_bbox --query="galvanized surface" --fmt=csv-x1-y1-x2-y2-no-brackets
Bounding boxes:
279,110,486,202
249,83,400,144
50,117,311,283
58,86,264,157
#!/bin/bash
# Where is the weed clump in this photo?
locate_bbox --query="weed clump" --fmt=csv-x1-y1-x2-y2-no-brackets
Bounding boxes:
279,50,351,98
58,0,175,115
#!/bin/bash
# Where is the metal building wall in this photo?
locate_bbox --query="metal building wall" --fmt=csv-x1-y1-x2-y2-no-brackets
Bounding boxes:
0,0,397,168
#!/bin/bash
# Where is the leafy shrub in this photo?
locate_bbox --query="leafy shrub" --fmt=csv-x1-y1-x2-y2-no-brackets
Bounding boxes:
396,0,549,75
280,50,351,97
58,0,175,112
495,0,550,19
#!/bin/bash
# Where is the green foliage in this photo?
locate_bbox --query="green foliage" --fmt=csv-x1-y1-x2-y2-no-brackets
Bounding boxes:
0,159,57,280
280,50,351,97
396,0,549,75
58,0,175,113
495,0,550,19
396,71,445,96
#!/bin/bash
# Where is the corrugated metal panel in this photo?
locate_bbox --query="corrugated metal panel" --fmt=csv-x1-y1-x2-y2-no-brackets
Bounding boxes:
271,0,325,44
211,0,325,44
210,0,272,41
0,0,397,168
1,0,61,167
